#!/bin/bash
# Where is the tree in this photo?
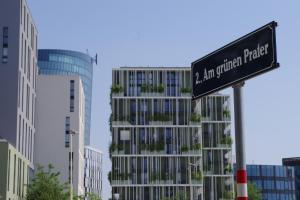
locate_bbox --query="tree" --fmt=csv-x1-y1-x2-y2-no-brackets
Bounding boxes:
235,182,262,200
248,182,262,200
26,164,69,200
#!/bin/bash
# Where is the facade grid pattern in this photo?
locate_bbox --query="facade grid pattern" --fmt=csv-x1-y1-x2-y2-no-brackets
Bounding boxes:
110,67,234,200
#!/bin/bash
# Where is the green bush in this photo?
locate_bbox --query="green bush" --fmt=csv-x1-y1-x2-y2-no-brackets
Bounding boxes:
181,145,189,152
192,171,202,181
190,113,201,122
111,84,123,93
140,84,164,93
220,136,232,145
223,110,230,118
180,87,192,93
192,143,202,150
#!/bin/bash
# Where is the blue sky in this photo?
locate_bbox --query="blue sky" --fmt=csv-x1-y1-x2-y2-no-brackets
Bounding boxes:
28,1,300,199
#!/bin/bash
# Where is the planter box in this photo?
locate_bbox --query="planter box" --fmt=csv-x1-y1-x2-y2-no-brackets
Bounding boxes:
149,121,160,125
111,150,118,155
189,121,201,125
118,150,125,155
181,93,191,97
119,180,131,185
141,92,164,97
112,92,123,97
156,150,165,154
217,144,231,148
163,121,173,125
112,121,131,126
191,180,202,184
141,150,149,154
189,150,201,155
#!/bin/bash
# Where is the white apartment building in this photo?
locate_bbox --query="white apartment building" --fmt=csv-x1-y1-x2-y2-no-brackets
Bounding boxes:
35,75,85,196
110,67,234,200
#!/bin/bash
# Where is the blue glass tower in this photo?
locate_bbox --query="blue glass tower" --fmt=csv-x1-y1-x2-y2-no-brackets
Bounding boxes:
38,49,94,145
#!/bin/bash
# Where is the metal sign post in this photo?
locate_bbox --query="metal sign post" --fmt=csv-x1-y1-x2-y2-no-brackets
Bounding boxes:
191,21,279,200
233,83,247,200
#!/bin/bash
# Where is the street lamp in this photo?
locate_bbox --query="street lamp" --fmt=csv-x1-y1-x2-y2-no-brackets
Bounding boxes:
188,160,201,200
67,130,77,200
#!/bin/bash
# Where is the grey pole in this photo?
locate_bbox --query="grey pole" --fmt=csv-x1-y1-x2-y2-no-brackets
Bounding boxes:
233,82,248,199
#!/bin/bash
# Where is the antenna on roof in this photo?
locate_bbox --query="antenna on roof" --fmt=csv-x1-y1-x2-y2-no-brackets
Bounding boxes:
92,53,98,65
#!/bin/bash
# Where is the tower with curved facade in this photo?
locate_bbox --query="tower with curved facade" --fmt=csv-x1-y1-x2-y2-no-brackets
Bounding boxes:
38,49,94,145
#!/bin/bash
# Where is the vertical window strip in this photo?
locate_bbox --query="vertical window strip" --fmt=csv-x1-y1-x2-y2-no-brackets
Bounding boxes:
70,80,75,112
7,150,11,191
65,117,70,147
2,27,8,63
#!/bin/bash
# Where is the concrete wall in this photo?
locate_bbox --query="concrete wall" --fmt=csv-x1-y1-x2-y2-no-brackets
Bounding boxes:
35,75,85,196
0,0,38,166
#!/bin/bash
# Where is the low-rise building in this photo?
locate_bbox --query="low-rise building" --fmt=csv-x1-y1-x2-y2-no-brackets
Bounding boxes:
282,157,300,200
234,164,296,200
84,146,103,199
0,139,31,200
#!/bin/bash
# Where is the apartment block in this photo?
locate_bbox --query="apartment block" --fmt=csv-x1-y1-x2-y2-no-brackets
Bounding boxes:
110,67,233,200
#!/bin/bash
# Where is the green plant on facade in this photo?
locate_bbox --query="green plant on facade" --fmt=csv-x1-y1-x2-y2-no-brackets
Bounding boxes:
181,145,189,152
220,135,233,146
190,113,201,122
111,84,123,93
224,164,232,173
180,87,192,93
191,171,202,182
150,113,171,122
140,143,148,151
223,191,233,199
140,84,164,93
223,109,230,118
109,142,117,155
234,182,262,200
192,143,202,151
156,142,165,151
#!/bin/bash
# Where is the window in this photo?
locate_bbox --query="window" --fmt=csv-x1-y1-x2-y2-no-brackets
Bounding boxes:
2,27,8,63
70,80,75,112
7,150,11,191
65,117,70,147
13,154,16,194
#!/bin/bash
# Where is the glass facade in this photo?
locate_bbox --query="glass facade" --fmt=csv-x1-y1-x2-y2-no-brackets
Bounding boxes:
38,49,93,144
234,164,296,200
282,157,300,200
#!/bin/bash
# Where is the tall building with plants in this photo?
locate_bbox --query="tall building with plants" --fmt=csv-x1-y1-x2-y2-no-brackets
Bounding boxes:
109,67,233,200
